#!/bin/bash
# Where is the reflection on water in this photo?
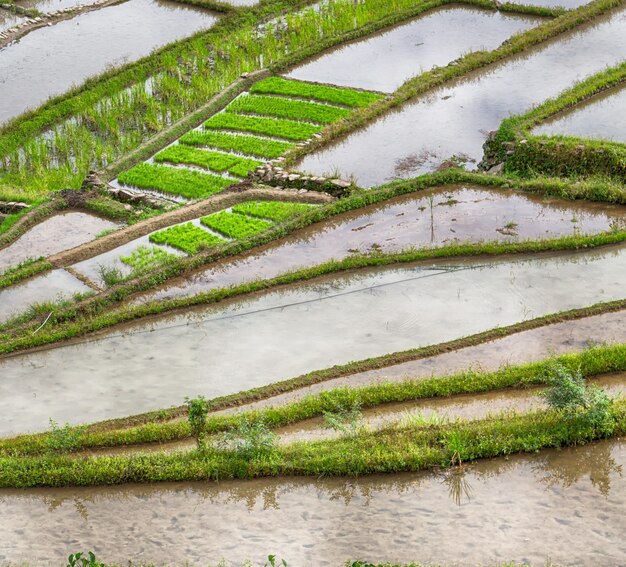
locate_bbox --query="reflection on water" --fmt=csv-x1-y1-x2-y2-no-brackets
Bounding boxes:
0,440,624,565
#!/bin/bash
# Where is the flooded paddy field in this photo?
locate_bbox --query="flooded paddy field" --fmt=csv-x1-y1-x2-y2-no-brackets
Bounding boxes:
0,269,90,323
15,0,105,12
0,0,219,124
0,439,624,565
533,83,626,142
286,6,540,93
139,184,626,302
297,7,626,186
0,10,26,33
0,211,119,273
1,245,626,434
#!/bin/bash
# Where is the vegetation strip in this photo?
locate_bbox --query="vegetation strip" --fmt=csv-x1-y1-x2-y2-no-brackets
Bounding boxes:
204,112,322,141
154,145,263,177
200,211,273,238
149,223,225,254
231,200,313,221
3,344,625,456
179,130,294,159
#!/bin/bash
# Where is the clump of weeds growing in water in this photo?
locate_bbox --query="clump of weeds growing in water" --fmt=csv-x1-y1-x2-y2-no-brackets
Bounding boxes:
220,418,276,459
323,399,364,437
185,395,210,451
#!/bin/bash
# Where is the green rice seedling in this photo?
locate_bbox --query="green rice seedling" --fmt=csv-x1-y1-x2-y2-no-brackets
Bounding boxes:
179,130,294,159
149,223,225,254
204,113,321,141
154,144,262,177
120,245,177,274
118,163,233,199
231,200,313,222
227,94,351,124
201,211,273,239
249,77,383,107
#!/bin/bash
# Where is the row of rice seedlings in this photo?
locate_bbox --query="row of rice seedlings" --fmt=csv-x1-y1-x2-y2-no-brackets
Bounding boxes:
179,130,294,159
203,112,322,141
226,93,352,124
231,200,314,222
2,0,409,191
200,210,273,239
153,145,262,178
249,76,383,107
120,245,178,272
148,222,225,254
117,163,233,199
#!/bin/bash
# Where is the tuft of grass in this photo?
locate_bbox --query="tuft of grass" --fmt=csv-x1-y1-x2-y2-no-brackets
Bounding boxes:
149,223,225,254
227,93,352,124
204,112,321,141
201,211,273,239
117,163,234,199
178,130,294,159
250,77,383,107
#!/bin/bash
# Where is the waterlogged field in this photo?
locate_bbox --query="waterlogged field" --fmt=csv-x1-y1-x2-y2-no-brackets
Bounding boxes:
2,0,626,564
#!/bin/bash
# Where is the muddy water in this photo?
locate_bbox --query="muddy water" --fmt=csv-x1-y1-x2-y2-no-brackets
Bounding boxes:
15,0,104,13
1,439,625,565
533,83,626,142
2,246,626,434
0,0,219,124
278,373,626,442
0,9,25,33
0,269,90,323
140,185,626,302
298,8,626,186
286,6,539,92
0,212,119,273
509,0,592,7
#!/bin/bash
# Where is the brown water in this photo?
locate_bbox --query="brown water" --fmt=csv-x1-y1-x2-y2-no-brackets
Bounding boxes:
297,8,626,186
0,0,219,124
0,269,90,323
533,83,626,142
15,0,104,12
0,439,624,565
286,6,539,92
140,185,626,302
0,211,119,273
2,247,626,435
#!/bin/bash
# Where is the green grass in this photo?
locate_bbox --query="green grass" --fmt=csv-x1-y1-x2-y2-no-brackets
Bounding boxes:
154,145,262,177
231,200,314,222
149,223,225,254
204,112,321,141
201,211,273,239
179,130,294,159
117,163,234,199
227,93,352,124
250,77,383,107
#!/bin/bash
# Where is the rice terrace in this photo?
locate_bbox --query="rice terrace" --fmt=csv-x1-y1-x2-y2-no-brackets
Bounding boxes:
1,0,626,563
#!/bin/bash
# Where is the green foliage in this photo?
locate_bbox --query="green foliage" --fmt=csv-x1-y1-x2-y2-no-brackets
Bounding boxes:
227,94,351,124
220,418,277,459
149,222,225,254
543,363,615,436
231,200,313,222
67,551,103,567
323,400,364,437
97,263,124,287
201,211,273,239
184,396,210,450
179,130,294,159
47,419,85,454
118,163,233,199
120,245,177,274
250,77,382,107
204,112,321,141
154,145,262,177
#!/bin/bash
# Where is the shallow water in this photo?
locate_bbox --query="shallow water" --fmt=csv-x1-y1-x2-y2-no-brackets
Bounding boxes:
1,246,626,434
297,8,626,186
0,0,219,124
15,0,102,13
0,269,90,323
0,211,119,273
139,184,626,301
533,83,626,142
508,0,592,7
0,9,25,33
0,439,624,565
286,6,539,92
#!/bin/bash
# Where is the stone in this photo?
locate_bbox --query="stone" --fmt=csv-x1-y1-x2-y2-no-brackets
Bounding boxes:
330,179,352,189
487,162,505,175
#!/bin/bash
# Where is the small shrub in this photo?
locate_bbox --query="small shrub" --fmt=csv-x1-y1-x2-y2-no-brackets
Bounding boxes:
220,418,276,459
185,396,210,451
47,419,85,453
67,551,103,567
323,400,363,437
97,263,124,287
